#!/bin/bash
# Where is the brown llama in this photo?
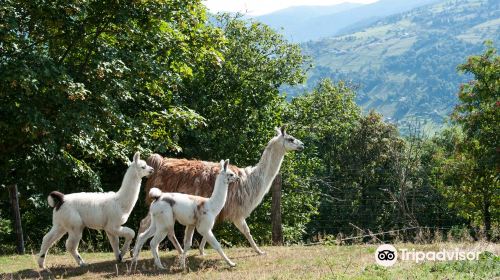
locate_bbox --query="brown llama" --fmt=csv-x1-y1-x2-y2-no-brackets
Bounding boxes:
138,126,304,255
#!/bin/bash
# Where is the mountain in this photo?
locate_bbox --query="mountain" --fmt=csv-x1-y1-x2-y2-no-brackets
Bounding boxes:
293,0,500,133
256,0,440,42
255,3,364,43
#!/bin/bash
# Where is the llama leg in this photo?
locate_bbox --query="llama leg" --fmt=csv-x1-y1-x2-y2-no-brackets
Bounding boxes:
106,231,121,262
234,218,265,255
201,230,236,267
119,226,135,258
181,225,195,269
198,236,207,256
131,214,151,258
132,221,156,265
38,226,66,268
167,229,183,255
150,229,168,269
106,226,135,261
66,229,86,266
138,214,151,234
149,209,174,270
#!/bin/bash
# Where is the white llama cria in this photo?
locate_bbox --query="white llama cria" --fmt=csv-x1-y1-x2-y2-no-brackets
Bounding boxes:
37,152,154,268
132,159,239,270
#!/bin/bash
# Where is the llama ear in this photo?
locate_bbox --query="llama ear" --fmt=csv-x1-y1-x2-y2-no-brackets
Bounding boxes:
133,151,140,163
275,127,282,136
280,125,287,135
220,159,225,170
224,159,229,171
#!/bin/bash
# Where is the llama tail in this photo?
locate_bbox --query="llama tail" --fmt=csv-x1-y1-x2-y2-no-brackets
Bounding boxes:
146,154,163,173
47,191,65,210
149,187,163,201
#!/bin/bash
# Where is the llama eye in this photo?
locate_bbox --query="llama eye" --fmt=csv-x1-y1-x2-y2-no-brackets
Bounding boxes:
287,138,294,142
142,166,146,169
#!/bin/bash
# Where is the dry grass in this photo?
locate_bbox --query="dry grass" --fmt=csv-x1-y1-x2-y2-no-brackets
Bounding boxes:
1,243,499,279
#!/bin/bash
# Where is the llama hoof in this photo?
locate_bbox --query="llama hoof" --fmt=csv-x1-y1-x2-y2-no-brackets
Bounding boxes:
37,257,45,269
228,262,236,267
120,249,132,258
155,260,166,270
131,259,139,272
257,250,266,255
179,259,186,270
79,262,88,267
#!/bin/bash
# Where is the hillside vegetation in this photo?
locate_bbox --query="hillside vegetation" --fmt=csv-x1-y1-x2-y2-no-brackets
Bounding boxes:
297,0,500,131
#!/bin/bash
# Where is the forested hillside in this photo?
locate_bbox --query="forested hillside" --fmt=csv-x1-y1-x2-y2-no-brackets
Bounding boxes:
297,0,500,132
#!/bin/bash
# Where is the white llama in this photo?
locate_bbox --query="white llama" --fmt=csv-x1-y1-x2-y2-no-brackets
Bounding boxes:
132,159,239,269
37,152,154,268
141,126,304,256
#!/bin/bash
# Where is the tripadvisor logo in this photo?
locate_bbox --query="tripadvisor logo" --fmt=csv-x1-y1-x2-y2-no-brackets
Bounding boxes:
375,244,398,267
375,244,481,267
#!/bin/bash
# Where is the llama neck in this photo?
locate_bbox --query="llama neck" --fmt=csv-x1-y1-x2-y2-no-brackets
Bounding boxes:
245,138,285,206
207,175,228,213
253,138,285,186
115,167,142,214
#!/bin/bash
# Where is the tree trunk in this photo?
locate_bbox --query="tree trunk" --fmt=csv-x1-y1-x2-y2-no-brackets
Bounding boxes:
483,198,491,241
271,174,283,246
8,184,25,255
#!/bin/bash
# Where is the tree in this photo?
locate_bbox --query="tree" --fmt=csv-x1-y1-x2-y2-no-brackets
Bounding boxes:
440,42,500,239
0,0,223,251
180,14,306,165
284,79,361,237
285,81,461,239
178,14,311,244
453,42,499,168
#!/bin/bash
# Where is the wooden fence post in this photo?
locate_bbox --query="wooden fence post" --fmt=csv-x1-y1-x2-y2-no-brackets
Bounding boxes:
271,174,283,245
8,184,25,255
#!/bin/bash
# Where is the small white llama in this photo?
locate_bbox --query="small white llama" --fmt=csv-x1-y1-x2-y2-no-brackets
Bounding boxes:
37,152,154,268
132,159,239,269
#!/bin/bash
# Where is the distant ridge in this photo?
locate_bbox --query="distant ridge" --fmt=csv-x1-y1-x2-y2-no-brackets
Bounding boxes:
256,0,440,42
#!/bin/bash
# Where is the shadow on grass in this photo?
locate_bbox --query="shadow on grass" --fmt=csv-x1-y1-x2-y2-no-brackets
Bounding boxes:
0,252,248,279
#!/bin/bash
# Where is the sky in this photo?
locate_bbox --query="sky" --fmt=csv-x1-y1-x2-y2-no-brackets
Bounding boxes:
203,0,379,16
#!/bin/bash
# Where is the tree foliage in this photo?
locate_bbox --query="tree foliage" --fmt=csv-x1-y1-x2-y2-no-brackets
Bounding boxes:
0,0,220,251
284,80,463,239
180,14,305,165
0,0,223,187
434,43,500,239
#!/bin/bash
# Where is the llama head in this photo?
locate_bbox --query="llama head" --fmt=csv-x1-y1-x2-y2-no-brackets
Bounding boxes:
274,125,304,152
130,152,155,178
219,159,239,184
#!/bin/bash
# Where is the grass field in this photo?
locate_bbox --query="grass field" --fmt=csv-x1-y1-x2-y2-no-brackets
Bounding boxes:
1,243,499,279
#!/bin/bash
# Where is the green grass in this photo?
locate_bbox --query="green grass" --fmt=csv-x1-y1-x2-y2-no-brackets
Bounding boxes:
1,243,498,279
